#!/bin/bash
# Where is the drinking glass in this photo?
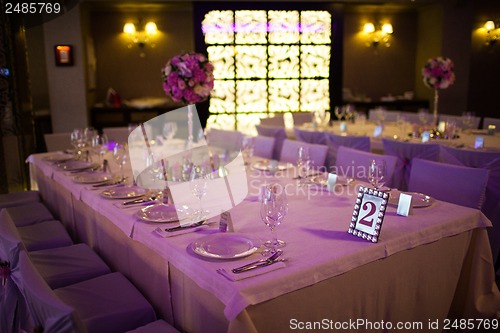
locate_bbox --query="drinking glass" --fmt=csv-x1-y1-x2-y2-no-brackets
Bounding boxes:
368,159,386,190
418,109,429,126
260,183,288,254
162,122,178,140
334,106,345,121
241,136,255,166
296,146,311,186
145,153,165,205
189,165,209,221
91,134,108,166
70,128,85,159
461,112,475,131
112,144,128,180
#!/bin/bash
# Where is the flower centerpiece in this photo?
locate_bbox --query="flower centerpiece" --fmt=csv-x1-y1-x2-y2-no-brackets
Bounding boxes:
421,56,455,126
162,52,214,145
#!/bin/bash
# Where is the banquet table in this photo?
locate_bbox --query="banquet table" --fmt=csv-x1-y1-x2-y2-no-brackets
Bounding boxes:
294,121,500,153
27,150,500,333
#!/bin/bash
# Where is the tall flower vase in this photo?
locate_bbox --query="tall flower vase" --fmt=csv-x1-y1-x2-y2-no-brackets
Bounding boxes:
187,104,194,148
433,89,439,128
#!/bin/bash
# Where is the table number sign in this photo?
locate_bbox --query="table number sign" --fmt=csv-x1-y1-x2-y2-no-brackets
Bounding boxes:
326,173,337,192
219,211,234,232
269,160,278,174
474,136,484,149
348,186,389,243
397,193,413,216
421,131,430,143
373,125,383,138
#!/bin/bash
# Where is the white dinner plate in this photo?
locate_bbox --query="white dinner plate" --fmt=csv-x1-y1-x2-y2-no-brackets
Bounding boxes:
100,186,148,200
309,175,353,186
43,153,75,163
57,160,94,171
389,191,434,208
191,233,261,259
252,160,293,172
72,173,114,184
135,204,190,223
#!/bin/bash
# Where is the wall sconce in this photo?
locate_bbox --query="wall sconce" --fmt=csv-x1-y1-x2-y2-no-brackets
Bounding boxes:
363,22,393,48
123,20,158,49
483,20,499,46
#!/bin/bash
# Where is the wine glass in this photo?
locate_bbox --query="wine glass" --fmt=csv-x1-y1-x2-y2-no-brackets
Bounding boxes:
162,122,178,140
461,112,475,131
70,128,85,159
145,153,165,205
112,144,128,180
91,134,108,167
418,109,429,126
241,136,255,166
260,183,288,254
189,165,209,222
334,106,345,121
296,146,311,186
368,159,386,190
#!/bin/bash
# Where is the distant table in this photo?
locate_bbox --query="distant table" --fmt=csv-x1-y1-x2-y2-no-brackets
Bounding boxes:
28,151,500,333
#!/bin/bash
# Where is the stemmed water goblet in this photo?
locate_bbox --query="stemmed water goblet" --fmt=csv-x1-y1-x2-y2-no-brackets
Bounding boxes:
418,109,429,127
163,122,178,140
296,146,311,186
189,165,209,222
70,128,85,159
241,136,255,166
334,106,345,122
112,144,128,181
368,159,386,190
260,183,288,255
91,134,108,167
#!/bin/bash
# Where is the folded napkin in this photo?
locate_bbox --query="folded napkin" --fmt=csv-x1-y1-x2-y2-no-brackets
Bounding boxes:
217,260,286,281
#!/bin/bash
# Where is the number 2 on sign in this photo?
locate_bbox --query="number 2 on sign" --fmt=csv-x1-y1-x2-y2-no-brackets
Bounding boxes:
359,201,376,227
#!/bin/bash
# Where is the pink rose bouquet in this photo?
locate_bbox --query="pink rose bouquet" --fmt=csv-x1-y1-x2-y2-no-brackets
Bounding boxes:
421,56,455,90
162,52,214,104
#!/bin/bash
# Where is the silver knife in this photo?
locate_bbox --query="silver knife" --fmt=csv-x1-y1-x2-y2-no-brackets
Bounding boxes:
232,251,283,273
165,220,205,232
232,258,281,274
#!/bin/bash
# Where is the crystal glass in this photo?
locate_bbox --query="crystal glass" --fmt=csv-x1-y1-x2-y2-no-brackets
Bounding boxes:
145,152,165,205
334,106,345,121
70,128,85,159
260,183,288,254
162,122,178,140
91,134,108,166
241,136,255,166
296,146,311,186
418,109,429,126
189,165,209,221
112,144,128,180
461,112,475,131
368,159,386,190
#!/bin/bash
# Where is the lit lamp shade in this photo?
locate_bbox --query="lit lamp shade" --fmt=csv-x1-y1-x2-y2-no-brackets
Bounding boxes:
363,23,375,33
123,23,136,34
484,20,495,32
145,22,158,35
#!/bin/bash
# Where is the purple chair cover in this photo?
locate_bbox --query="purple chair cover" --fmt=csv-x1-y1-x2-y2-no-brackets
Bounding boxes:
17,220,73,252
408,158,489,209
280,139,328,168
0,191,41,209
256,125,287,160
293,127,327,145
439,114,481,129
126,320,180,333
259,114,285,127
324,133,371,172
54,272,156,333
440,145,500,266
4,202,54,227
17,251,85,333
253,136,275,159
206,128,243,151
335,146,398,188
292,112,314,126
382,139,440,191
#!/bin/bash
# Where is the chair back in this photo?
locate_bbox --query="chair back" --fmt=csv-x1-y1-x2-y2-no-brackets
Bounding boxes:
252,136,275,159
382,139,440,190
335,146,398,188
292,112,314,126
206,128,243,151
324,133,370,171
408,158,489,209
368,109,401,123
44,133,72,152
17,252,86,333
256,125,287,160
102,127,130,144
439,114,480,130
293,128,327,145
259,114,285,127
483,117,500,130
280,139,328,168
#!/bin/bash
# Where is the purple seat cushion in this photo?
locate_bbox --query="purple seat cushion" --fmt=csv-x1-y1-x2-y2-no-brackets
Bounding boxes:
18,220,73,251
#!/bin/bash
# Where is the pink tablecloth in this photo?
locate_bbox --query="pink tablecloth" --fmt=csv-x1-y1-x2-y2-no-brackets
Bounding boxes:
27,153,500,332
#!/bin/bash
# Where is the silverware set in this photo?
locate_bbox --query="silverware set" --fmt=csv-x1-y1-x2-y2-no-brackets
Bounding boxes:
231,250,285,274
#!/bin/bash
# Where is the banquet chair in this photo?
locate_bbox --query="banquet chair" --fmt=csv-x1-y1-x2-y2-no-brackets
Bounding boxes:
0,190,41,209
0,210,111,290
17,219,73,252
259,113,285,127
44,132,72,152
293,127,327,145
439,113,480,129
440,145,500,268
3,202,54,227
335,146,398,188
368,109,400,122
398,111,434,126
279,139,328,168
483,117,500,130
18,251,156,333
206,128,243,151
408,158,489,209
103,126,130,144
324,133,370,171
292,112,314,126
256,125,287,160
252,136,275,159
382,139,440,191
